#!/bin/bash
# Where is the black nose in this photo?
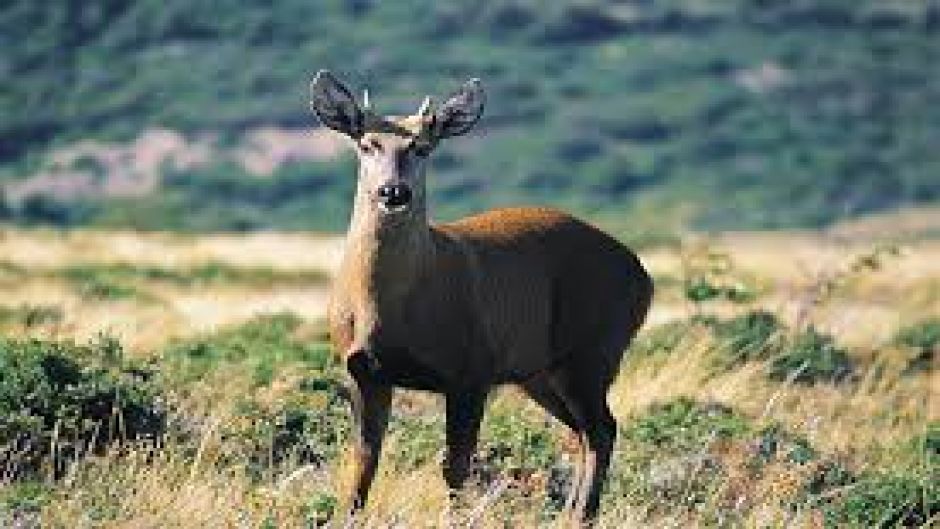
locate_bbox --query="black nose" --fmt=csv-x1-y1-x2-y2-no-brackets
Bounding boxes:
376,184,412,208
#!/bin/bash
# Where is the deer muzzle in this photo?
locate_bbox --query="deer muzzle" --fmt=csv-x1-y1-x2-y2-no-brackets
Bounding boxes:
376,183,413,213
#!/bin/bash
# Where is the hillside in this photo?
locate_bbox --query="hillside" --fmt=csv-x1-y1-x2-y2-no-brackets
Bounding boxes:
2,0,939,234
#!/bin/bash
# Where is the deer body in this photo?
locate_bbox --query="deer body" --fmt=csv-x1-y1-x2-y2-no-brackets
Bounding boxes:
311,71,653,523
330,207,650,391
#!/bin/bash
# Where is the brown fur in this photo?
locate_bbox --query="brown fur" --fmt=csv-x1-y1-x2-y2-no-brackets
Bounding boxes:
331,206,652,390
311,71,653,522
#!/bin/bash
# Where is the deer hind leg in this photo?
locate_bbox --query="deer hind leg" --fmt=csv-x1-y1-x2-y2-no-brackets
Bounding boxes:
443,390,487,493
521,376,586,514
346,354,393,512
544,365,617,524
574,401,616,520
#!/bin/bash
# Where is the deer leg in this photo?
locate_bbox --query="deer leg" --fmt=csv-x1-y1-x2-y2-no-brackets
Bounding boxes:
521,379,586,514
542,369,616,524
443,390,487,492
574,403,616,521
346,353,393,511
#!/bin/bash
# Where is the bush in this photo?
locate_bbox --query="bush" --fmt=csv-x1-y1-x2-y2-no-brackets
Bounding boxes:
479,407,559,473
0,335,164,478
768,327,854,384
222,389,349,478
628,319,707,359
161,314,348,475
819,472,938,527
620,397,751,453
711,310,785,366
161,313,335,385
892,318,939,373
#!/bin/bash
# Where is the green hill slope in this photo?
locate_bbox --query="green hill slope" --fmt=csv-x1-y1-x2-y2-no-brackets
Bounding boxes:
1,0,938,233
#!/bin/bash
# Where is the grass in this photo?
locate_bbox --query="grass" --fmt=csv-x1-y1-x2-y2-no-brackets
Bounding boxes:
0,227,936,527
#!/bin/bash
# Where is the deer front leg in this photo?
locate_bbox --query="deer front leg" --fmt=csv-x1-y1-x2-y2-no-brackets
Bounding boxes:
345,351,392,511
443,390,487,492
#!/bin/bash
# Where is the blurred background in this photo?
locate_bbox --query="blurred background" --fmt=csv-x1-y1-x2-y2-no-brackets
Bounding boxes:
1,0,939,240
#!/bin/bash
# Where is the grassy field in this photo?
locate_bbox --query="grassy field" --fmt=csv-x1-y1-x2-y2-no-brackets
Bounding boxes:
0,224,936,527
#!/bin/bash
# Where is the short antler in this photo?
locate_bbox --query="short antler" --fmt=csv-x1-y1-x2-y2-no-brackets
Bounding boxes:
417,95,433,118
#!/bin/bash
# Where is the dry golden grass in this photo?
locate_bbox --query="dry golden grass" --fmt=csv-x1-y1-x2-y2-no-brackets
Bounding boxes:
1,224,937,527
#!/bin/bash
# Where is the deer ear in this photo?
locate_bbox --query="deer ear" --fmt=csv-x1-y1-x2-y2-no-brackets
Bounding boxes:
310,70,364,138
433,78,484,139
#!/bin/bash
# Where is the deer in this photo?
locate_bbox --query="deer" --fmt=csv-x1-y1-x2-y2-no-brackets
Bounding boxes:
310,70,653,523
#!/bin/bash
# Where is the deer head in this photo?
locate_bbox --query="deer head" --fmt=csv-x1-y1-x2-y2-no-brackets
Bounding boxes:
310,70,484,227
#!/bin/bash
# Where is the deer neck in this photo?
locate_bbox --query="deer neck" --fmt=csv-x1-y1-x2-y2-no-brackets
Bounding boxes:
342,182,432,310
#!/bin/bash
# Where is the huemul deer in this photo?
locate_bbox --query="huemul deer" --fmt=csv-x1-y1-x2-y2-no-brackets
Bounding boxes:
311,70,653,522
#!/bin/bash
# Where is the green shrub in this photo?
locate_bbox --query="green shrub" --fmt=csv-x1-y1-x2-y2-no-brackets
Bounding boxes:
620,397,751,453
0,481,50,526
479,407,558,473
161,314,348,475
684,278,757,304
711,310,785,366
628,319,706,359
222,389,349,478
161,313,336,385
819,472,938,528
768,327,854,384
923,423,940,464
0,335,164,478
892,318,939,373
607,398,752,512
387,415,444,470
305,492,338,526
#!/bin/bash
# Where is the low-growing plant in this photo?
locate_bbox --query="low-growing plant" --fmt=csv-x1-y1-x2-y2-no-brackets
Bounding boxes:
620,397,751,453
479,406,559,475
711,310,785,367
0,481,50,527
892,317,939,373
768,327,854,384
161,313,336,386
628,318,708,359
222,390,349,479
160,314,348,478
0,304,63,328
0,335,164,478
56,262,327,289
306,492,338,526
680,243,759,305
386,414,445,470
58,266,141,301
817,472,938,527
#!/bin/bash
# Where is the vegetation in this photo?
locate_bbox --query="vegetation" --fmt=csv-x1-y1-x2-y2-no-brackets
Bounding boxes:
0,335,164,479
892,317,939,373
768,326,855,384
2,0,939,233
0,229,935,526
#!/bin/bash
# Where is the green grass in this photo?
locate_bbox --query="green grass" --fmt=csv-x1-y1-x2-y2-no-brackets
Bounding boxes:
59,262,328,289
0,308,934,525
0,304,63,328
1,1,939,231
0,334,164,478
